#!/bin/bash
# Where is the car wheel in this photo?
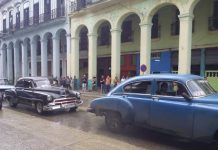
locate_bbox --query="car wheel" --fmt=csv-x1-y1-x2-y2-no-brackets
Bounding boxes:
69,107,78,112
36,102,44,115
7,97,17,108
105,111,124,133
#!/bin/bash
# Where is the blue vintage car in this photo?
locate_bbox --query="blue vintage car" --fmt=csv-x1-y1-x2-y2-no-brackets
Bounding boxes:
88,74,218,144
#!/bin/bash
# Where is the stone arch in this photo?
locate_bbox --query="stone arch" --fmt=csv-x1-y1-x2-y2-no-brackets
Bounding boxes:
190,0,201,13
144,2,181,23
55,28,67,38
43,32,53,41
74,24,89,38
2,43,7,49
93,19,112,34
23,37,30,46
116,11,142,29
8,41,14,50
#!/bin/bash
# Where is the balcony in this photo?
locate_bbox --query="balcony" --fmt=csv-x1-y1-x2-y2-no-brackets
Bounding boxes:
208,16,218,31
0,7,65,38
70,0,105,12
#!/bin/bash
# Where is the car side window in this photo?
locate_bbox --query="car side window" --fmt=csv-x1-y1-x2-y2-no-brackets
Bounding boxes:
156,81,188,97
16,80,25,87
124,81,151,94
23,80,33,88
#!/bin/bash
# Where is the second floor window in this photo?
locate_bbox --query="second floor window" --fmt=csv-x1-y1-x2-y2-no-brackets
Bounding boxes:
99,25,110,46
3,18,6,33
121,20,133,43
151,14,160,39
24,8,29,27
44,0,51,20
34,2,39,24
9,11,13,30
171,9,180,36
209,0,218,31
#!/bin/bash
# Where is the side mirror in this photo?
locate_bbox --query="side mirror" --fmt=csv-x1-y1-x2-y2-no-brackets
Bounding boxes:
181,92,192,101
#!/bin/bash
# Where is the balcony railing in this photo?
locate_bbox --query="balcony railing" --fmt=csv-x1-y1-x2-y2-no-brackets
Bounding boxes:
1,7,65,37
208,16,218,31
70,0,105,12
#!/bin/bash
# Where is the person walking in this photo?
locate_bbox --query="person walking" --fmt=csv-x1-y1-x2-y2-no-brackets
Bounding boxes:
82,74,87,92
113,76,119,88
100,75,105,94
105,75,111,93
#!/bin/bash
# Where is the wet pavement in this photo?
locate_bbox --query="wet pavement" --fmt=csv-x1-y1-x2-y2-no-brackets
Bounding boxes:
0,93,217,150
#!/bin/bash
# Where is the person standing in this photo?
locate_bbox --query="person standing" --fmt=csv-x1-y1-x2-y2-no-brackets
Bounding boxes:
113,76,119,88
100,75,105,94
82,74,87,92
105,75,111,93
121,76,126,82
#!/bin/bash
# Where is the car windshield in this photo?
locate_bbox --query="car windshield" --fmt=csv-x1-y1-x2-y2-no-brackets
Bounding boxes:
187,79,216,97
0,79,9,85
35,79,51,88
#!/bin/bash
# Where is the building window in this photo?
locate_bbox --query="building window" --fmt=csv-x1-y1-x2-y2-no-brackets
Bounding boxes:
44,0,51,21
24,2,30,27
151,52,161,59
33,2,39,24
57,0,65,17
121,20,133,43
151,14,160,39
171,9,180,36
209,0,218,31
79,29,88,51
3,19,6,33
9,11,13,31
99,25,110,46
16,7,20,29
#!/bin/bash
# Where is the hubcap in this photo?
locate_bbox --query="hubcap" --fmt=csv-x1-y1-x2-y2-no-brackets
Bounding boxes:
37,103,43,113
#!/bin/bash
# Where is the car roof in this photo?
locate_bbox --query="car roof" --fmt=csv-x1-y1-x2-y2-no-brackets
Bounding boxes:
18,77,49,81
126,74,204,83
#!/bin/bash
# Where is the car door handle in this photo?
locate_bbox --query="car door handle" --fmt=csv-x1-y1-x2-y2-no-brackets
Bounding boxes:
152,96,159,101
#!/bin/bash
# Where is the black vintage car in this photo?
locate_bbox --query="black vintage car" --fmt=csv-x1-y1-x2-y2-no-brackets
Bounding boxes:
4,77,82,114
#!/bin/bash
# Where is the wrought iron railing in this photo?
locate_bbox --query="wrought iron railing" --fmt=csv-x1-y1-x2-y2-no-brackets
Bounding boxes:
70,0,105,12
1,7,65,36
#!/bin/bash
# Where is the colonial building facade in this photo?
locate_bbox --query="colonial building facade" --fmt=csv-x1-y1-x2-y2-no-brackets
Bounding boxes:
69,0,218,89
0,0,71,83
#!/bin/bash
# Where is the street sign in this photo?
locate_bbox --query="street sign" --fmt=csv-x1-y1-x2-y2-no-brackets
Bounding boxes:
140,64,147,73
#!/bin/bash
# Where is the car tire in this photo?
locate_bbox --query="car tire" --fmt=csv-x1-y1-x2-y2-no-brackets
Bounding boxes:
69,107,78,112
7,97,17,108
105,111,124,133
36,102,44,115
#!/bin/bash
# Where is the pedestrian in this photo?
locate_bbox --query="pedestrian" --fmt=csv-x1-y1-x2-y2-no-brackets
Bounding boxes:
113,76,119,88
100,75,105,94
121,75,126,82
92,77,97,91
66,76,71,89
105,75,111,93
82,74,87,92
70,77,74,90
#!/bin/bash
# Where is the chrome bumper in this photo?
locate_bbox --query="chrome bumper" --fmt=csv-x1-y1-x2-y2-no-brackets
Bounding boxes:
43,99,83,111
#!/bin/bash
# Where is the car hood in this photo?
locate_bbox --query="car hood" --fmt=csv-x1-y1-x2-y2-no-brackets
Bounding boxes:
0,85,15,90
33,86,79,99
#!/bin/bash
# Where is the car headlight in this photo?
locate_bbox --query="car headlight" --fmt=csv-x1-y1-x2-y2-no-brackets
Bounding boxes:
47,95,53,102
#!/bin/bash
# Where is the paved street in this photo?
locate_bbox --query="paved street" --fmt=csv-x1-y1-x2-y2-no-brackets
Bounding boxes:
0,93,216,150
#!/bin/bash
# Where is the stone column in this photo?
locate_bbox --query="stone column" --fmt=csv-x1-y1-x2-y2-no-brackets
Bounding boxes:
52,37,60,79
140,23,152,75
71,36,80,89
71,36,79,78
178,13,194,74
88,33,97,90
200,48,206,77
66,33,71,76
7,45,13,81
31,40,37,76
14,44,20,81
22,42,28,77
41,39,48,76
111,28,121,81
1,48,7,78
